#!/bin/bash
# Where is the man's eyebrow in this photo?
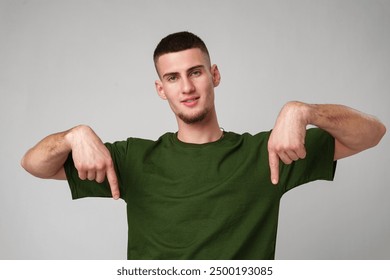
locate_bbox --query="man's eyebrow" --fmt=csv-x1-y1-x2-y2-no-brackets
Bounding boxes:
162,71,178,79
162,65,205,79
187,65,205,73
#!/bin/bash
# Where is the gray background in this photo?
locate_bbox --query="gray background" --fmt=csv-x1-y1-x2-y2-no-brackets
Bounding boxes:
1,0,389,259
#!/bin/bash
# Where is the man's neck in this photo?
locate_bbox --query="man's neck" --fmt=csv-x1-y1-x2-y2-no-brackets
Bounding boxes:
176,116,223,144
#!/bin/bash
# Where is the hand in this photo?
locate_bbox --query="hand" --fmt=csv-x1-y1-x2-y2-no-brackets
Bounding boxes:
268,102,308,185
66,125,120,199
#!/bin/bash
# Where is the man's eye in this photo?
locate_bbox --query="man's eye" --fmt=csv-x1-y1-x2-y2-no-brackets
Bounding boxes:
191,70,201,77
167,76,177,82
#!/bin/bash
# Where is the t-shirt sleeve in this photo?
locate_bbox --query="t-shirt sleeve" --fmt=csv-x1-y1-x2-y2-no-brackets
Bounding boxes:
278,128,337,193
64,140,128,200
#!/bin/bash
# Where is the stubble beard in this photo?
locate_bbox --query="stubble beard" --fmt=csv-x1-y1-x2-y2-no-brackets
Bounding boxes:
178,108,209,124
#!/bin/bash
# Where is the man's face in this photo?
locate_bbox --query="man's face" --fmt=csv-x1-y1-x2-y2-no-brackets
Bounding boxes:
155,48,220,125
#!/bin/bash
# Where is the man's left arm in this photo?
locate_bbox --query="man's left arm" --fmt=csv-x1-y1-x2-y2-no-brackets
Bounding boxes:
268,101,386,185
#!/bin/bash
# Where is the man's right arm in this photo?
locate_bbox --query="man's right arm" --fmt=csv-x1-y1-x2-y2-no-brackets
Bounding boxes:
21,125,120,199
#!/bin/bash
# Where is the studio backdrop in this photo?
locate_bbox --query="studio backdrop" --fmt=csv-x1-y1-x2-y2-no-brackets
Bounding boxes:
0,0,389,259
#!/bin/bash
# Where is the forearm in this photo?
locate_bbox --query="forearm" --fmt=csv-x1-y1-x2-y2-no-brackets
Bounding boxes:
21,129,73,179
22,125,120,198
301,102,386,158
268,101,386,184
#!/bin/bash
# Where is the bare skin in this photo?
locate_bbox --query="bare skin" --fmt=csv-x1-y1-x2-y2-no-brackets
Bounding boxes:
21,125,120,199
21,48,386,197
154,48,222,144
267,101,386,184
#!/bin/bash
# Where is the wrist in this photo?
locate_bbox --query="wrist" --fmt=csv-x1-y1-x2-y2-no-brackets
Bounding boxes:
284,101,311,127
65,125,90,150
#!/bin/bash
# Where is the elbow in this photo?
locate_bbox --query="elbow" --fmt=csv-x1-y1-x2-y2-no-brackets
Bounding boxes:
20,151,42,177
353,120,386,153
20,157,46,179
376,122,386,145
370,121,386,148
20,153,29,172
20,152,65,180
20,153,39,177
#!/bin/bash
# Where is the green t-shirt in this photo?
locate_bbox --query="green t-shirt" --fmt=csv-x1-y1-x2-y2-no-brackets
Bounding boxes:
65,128,336,259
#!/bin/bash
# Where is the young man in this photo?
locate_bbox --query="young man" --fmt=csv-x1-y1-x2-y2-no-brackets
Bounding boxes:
21,31,386,259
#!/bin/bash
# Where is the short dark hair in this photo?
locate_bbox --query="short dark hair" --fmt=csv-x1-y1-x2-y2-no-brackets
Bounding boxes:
153,31,210,65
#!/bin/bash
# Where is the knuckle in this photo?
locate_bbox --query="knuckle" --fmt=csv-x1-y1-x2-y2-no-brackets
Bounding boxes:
77,161,95,171
77,165,88,173
289,144,299,151
268,145,279,153
95,162,106,171
74,160,84,170
105,158,114,168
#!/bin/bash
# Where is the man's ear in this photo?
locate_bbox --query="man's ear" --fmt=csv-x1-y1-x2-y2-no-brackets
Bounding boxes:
155,80,167,100
211,64,221,87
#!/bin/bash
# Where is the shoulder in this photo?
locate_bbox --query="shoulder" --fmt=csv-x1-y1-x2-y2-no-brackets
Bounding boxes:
222,131,272,152
225,130,271,142
105,133,175,152
106,133,172,146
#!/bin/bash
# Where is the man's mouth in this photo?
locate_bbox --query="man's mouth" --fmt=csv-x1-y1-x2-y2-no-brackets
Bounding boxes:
182,97,200,106
182,97,199,103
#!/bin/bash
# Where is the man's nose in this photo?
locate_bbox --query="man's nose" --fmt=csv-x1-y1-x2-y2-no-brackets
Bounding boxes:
181,77,195,94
